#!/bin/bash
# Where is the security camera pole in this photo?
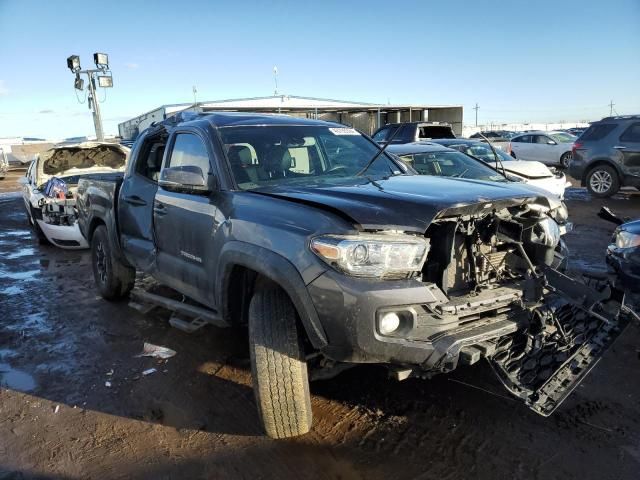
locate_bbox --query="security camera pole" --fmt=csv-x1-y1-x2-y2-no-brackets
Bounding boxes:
66,53,113,141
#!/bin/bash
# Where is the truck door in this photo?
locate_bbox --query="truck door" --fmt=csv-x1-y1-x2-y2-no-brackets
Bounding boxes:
618,122,640,178
118,131,165,271
153,130,218,307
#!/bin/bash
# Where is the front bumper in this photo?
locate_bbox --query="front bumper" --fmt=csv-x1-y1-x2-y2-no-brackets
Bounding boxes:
36,219,89,249
309,270,530,369
307,265,634,416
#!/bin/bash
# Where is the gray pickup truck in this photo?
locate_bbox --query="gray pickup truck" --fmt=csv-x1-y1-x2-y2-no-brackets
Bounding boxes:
76,112,631,439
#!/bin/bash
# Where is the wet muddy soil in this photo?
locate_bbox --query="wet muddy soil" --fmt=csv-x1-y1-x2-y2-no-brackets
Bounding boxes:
0,182,639,479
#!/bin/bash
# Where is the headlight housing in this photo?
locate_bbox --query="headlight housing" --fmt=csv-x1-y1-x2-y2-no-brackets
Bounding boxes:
616,230,640,249
530,217,561,247
310,233,429,279
549,202,569,224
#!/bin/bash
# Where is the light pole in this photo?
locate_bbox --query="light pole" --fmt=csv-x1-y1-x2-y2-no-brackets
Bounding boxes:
66,53,113,141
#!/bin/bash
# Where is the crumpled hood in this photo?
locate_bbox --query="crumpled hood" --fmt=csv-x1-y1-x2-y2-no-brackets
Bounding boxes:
40,142,129,177
254,175,554,232
502,160,553,178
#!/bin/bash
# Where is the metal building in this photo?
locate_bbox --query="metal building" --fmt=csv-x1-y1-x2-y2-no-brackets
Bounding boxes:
118,95,463,140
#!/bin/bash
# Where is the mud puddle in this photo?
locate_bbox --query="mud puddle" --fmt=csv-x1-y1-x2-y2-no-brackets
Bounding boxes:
0,363,37,392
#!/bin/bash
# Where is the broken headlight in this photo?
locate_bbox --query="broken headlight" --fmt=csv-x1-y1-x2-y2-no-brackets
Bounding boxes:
530,218,561,247
549,202,569,224
310,234,429,279
616,230,640,249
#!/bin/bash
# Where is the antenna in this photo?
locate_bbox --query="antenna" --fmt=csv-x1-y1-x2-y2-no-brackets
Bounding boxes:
273,66,278,96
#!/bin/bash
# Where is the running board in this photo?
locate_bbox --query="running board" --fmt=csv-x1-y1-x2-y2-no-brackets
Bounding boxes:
129,289,229,332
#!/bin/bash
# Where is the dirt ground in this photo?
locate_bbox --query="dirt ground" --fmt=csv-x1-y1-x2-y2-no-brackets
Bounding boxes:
1,169,639,480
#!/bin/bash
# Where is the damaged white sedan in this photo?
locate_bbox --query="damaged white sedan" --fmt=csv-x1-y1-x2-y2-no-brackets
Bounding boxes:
19,142,128,249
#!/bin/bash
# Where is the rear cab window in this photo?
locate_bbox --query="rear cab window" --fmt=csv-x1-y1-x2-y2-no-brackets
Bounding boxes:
580,124,616,142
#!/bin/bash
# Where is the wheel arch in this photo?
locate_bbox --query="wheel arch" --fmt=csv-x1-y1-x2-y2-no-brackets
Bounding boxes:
217,241,328,349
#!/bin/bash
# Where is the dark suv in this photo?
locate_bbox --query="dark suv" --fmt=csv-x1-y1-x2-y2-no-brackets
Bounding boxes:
570,115,640,197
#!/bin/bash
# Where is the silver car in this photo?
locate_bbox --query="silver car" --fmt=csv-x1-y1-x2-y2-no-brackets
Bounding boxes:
507,131,576,168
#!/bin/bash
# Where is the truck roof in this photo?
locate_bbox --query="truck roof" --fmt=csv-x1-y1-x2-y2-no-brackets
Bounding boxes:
162,111,344,130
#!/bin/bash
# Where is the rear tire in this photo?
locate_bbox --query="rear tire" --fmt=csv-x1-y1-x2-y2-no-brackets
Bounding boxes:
560,152,572,169
586,164,620,198
91,225,135,300
249,281,312,439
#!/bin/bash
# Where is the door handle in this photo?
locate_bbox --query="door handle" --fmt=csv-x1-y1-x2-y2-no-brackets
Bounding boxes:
153,203,167,216
613,146,627,150
124,195,147,206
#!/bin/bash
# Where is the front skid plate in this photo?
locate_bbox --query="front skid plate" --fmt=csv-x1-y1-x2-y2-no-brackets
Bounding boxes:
489,270,633,416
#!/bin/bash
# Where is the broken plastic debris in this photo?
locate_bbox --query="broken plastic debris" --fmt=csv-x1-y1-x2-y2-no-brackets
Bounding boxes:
54,405,60,414
142,368,157,376
105,381,112,388
136,343,176,360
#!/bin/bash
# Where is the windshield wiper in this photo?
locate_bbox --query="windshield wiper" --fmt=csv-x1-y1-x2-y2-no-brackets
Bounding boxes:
356,123,404,176
477,133,507,178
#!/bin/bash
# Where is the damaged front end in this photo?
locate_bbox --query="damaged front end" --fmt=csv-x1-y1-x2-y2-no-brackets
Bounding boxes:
32,143,129,249
418,198,635,416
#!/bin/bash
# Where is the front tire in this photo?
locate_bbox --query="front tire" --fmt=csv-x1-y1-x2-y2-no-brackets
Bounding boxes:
560,152,572,169
28,206,50,245
586,164,620,198
91,225,135,300
249,281,312,439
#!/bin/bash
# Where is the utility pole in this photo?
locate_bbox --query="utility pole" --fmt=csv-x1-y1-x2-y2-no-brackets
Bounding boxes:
86,75,104,141
193,85,198,105
609,100,615,116
66,53,113,141
473,103,479,127
273,66,279,96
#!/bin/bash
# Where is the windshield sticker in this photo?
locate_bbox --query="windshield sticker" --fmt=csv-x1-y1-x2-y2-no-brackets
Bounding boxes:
329,127,359,136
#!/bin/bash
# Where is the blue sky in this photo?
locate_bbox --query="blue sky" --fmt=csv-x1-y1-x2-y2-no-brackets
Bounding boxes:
0,0,639,139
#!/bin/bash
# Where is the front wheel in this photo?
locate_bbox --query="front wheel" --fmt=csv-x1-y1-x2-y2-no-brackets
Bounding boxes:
91,225,135,300
29,206,50,245
586,165,620,198
560,152,572,169
249,281,312,439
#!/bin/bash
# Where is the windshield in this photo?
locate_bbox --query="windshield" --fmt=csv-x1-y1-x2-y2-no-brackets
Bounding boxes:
451,143,514,164
398,150,507,182
219,125,401,190
549,132,576,143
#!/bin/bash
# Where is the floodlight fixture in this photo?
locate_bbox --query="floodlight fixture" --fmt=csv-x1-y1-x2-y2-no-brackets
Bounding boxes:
74,74,84,90
97,75,113,88
67,55,81,73
93,52,109,69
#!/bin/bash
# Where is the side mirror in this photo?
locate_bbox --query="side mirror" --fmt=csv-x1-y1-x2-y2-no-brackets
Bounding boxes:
158,165,211,194
17,176,28,185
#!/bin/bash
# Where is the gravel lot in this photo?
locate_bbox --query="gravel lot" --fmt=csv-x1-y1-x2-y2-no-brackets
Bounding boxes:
1,169,639,480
